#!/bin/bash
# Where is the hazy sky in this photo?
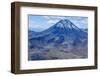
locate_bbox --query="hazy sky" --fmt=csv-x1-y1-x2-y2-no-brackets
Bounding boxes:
28,15,88,32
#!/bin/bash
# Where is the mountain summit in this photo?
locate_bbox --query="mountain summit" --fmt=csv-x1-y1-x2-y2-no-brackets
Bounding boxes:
54,19,79,30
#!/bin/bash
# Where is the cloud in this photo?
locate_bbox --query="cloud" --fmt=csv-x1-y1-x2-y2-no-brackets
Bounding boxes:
47,20,59,24
43,16,50,19
42,16,66,25
43,16,66,20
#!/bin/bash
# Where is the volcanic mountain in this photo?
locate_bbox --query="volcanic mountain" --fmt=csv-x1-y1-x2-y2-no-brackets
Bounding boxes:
28,19,88,60
29,19,87,47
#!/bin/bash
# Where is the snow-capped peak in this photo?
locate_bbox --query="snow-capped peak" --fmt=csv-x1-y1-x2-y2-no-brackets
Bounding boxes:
55,19,81,31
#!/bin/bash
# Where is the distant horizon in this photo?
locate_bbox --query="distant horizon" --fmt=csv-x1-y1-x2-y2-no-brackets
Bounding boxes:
28,15,88,32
